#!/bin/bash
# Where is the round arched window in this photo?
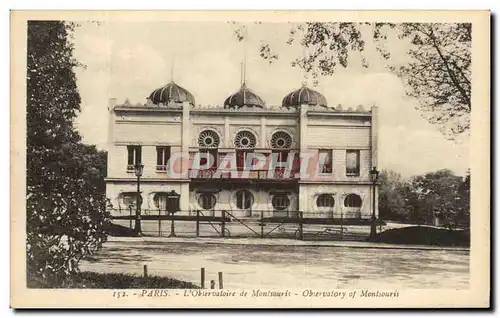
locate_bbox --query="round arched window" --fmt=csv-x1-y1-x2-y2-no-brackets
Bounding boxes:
120,192,141,209
235,190,253,210
344,194,362,208
270,131,292,149
234,131,257,149
198,193,217,210
316,194,335,208
153,192,168,210
272,194,290,211
198,130,220,148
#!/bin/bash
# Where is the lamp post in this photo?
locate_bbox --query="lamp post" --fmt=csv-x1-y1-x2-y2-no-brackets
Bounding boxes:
134,163,144,237
167,190,180,237
369,166,379,241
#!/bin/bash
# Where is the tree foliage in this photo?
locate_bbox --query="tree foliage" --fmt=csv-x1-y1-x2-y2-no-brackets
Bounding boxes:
27,21,110,283
378,169,470,228
378,170,407,221
384,23,471,136
408,169,466,228
235,22,471,137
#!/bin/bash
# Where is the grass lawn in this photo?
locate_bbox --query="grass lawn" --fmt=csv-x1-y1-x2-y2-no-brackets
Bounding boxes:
28,271,200,289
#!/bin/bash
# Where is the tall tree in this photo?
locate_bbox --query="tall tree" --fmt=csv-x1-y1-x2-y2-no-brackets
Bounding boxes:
408,169,464,228
27,21,110,283
238,22,471,137
378,169,409,221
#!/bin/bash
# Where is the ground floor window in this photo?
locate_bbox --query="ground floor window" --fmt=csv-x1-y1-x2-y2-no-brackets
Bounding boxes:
316,194,335,208
344,194,362,207
235,190,253,210
120,192,141,210
272,194,290,211
198,193,217,210
153,192,168,210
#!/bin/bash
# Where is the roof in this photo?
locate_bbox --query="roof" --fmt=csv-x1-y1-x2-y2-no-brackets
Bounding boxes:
282,85,328,108
223,83,265,109
148,81,195,106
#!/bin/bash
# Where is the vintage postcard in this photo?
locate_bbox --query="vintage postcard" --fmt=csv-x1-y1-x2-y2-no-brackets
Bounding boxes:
11,10,490,308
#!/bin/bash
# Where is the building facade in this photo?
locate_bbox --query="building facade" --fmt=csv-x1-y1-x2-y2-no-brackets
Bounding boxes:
106,80,379,221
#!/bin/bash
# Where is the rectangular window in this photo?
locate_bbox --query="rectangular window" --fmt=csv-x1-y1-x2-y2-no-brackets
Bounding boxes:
346,150,360,176
156,146,171,171
273,150,289,164
318,149,333,174
199,149,218,169
236,150,254,170
127,145,142,171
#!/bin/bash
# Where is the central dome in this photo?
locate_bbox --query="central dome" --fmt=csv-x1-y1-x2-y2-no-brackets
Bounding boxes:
148,81,195,106
282,84,328,108
224,83,265,109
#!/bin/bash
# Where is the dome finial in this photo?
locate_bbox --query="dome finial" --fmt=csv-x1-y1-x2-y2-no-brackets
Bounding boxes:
243,50,247,86
170,58,175,82
301,46,307,86
240,62,244,87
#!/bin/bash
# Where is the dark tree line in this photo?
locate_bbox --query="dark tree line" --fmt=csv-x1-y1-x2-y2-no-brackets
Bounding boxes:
27,21,109,283
378,169,470,229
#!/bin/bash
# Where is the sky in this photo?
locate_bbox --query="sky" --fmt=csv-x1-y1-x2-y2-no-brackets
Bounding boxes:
72,21,470,178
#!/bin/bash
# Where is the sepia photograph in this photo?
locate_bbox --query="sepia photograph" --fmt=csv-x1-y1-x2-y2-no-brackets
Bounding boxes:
10,10,490,308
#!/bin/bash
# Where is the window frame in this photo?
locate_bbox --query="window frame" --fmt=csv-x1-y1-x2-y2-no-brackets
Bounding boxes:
316,194,335,208
120,192,142,211
235,190,254,210
345,150,360,176
153,192,168,210
198,193,217,210
318,149,333,174
127,145,142,171
199,149,219,170
344,193,362,208
156,146,171,172
271,194,291,211
236,149,255,171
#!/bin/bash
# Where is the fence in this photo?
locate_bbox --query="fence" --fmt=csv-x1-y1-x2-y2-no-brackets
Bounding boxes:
110,209,385,241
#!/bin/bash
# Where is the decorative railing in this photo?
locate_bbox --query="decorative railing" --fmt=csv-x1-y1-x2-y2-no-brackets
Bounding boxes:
156,165,168,172
110,208,369,220
188,168,300,181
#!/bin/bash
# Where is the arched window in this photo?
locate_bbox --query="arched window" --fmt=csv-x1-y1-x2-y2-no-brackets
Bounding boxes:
198,130,220,148
272,194,290,211
235,131,256,170
153,192,168,210
317,194,335,208
270,131,292,149
198,130,219,169
120,192,141,210
234,131,257,149
198,193,217,210
235,190,253,210
344,194,362,208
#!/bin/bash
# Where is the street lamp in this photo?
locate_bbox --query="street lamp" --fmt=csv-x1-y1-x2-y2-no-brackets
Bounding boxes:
167,190,180,237
134,163,144,237
369,166,379,241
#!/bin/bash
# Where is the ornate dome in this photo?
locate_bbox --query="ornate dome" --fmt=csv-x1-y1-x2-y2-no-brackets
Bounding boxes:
224,83,265,109
282,84,328,108
148,81,195,106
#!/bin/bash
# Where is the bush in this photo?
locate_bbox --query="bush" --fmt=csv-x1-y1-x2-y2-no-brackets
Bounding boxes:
372,226,470,247
28,271,199,289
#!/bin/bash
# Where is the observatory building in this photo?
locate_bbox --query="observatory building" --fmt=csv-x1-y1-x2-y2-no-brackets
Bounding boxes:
105,77,379,228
